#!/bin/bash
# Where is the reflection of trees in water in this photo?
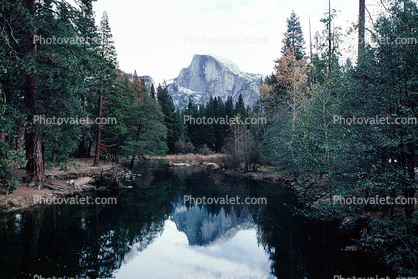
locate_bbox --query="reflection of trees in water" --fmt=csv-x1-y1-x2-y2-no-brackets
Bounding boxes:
251,187,305,278
250,185,345,278
172,165,206,178
211,171,227,185
0,177,179,279
250,186,398,279
26,207,44,259
169,167,265,247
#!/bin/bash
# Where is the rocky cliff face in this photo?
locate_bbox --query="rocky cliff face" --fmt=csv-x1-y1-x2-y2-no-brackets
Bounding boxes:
123,72,155,93
171,203,254,246
139,75,155,93
167,54,261,108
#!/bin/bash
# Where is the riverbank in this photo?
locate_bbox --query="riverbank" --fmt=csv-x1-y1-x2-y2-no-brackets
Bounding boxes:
0,158,137,214
150,153,294,182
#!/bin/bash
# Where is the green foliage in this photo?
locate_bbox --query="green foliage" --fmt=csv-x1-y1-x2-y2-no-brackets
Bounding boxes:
157,83,179,153
282,11,305,61
0,141,26,194
122,91,168,163
234,94,246,118
181,94,258,154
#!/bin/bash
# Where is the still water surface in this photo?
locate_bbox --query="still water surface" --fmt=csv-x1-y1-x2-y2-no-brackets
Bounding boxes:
0,162,397,279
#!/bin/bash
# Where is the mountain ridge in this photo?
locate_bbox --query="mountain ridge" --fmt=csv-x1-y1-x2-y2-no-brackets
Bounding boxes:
167,54,261,109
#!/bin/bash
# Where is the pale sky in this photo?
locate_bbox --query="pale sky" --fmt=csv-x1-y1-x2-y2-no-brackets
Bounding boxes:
91,0,384,85
114,220,271,278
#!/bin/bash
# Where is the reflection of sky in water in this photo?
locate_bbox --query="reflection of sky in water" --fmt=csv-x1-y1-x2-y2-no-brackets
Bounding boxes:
114,219,273,279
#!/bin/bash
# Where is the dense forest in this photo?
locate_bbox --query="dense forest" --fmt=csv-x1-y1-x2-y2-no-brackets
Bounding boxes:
1,0,418,274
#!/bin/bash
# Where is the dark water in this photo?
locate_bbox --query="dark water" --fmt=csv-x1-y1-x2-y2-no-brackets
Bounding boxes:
0,162,398,279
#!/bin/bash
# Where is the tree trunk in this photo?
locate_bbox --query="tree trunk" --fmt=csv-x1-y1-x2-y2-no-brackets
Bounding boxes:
328,0,332,72
93,76,104,166
17,126,25,149
41,133,45,172
309,17,314,85
52,136,59,164
358,0,365,57
25,0,44,188
404,143,416,221
129,155,135,169
130,125,141,169
88,135,93,158
78,128,86,158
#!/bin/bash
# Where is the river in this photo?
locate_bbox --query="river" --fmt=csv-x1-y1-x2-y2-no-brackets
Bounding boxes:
0,162,398,279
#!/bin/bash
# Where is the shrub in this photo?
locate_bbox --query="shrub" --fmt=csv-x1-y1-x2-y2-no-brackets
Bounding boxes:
185,141,195,154
175,140,185,154
0,141,26,195
200,144,213,156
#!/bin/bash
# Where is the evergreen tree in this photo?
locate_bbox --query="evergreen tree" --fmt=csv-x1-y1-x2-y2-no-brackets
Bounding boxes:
23,0,44,187
225,96,234,118
93,11,118,166
234,94,246,118
204,96,216,148
150,84,156,99
282,11,305,61
123,92,168,168
102,71,136,161
157,82,179,153
131,70,142,96
139,78,147,94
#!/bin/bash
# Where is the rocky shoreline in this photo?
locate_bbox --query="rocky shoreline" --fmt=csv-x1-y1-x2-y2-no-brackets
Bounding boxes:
0,163,138,214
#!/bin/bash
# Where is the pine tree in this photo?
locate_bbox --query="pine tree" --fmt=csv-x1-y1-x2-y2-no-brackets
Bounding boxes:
102,71,136,161
157,82,179,153
282,11,305,61
150,84,156,99
132,70,141,96
124,92,168,168
225,96,234,118
93,11,118,166
234,94,246,118
24,0,45,187
204,96,216,149
139,78,147,94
